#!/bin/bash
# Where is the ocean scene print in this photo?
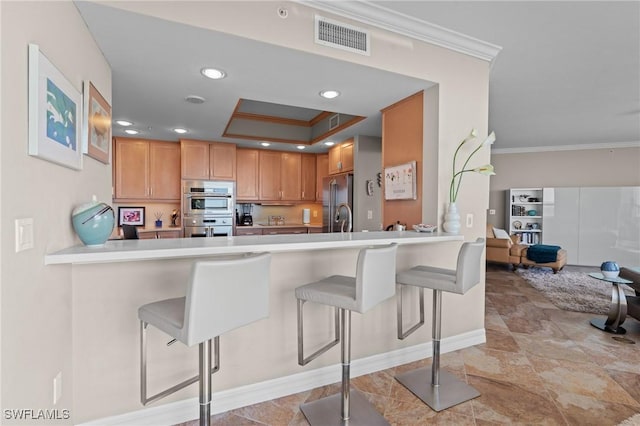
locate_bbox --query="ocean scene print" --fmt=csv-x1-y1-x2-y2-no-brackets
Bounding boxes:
46,78,77,150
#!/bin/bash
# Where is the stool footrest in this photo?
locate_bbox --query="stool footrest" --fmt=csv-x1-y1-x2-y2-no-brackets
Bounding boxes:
397,285,424,340
140,321,220,406
297,300,340,366
395,367,479,412
300,389,389,426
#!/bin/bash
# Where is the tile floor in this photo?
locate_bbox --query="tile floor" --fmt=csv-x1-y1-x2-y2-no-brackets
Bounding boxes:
180,265,640,425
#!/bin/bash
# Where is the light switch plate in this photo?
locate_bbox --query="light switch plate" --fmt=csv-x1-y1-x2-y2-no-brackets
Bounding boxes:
15,218,34,252
466,213,473,228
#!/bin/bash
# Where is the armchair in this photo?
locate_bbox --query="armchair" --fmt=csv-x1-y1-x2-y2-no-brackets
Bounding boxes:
485,224,527,270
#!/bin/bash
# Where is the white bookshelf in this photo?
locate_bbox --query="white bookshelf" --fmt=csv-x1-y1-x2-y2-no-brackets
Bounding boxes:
505,188,543,245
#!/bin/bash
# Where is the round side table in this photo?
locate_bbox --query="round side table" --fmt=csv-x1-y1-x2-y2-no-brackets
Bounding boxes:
588,272,633,334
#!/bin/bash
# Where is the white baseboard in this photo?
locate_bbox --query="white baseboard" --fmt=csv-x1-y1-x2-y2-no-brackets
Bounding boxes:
78,328,485,426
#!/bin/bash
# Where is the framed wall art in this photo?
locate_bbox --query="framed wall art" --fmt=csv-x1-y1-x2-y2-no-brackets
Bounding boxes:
83,81,111,164
118,207,145,227
28,44,83,170
384,161,417,200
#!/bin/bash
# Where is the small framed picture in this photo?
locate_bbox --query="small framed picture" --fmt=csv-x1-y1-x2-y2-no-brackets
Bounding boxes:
83,81,111,164
118,207,145,226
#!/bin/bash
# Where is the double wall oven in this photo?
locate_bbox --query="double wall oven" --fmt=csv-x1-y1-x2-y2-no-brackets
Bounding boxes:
183,180,235,238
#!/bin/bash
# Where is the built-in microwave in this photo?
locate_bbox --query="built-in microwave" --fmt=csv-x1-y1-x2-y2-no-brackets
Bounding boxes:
183,181,234,216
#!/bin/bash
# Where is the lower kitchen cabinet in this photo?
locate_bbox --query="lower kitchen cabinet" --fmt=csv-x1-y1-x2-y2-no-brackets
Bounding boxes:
235,227,313,236
261,227,307,235
235,228,263,236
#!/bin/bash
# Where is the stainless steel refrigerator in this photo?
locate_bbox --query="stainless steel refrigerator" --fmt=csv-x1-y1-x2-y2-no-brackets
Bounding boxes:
323,174,354,233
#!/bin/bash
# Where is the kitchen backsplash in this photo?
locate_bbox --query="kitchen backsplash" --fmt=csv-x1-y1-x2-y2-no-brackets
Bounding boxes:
238,203,322,225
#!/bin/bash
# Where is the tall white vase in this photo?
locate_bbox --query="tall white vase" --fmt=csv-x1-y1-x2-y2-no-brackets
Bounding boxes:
443,202,461,234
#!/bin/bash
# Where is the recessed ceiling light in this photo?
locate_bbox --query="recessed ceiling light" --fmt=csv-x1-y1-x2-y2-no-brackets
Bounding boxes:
124,129,139,135
201,67,226,80
173,128,188,134
320,90,340,99
296,145,306,150
324,141,335,146
260,142,271,147
116,120,133,126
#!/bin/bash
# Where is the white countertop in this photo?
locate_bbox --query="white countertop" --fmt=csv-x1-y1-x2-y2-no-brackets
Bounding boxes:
45,231,463,265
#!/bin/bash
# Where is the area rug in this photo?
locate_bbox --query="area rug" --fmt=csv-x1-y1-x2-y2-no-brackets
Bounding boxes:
515,268,635,315
619,413,640,425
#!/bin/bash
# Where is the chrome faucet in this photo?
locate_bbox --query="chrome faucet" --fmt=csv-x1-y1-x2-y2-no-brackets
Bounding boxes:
335,203,353,232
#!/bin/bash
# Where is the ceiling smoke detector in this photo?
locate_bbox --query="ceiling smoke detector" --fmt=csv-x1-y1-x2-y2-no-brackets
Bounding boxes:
185,95,205,104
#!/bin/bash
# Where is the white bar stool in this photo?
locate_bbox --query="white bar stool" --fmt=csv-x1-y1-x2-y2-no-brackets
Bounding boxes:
138,253,271,426
295,243,397,426
395,238,485,411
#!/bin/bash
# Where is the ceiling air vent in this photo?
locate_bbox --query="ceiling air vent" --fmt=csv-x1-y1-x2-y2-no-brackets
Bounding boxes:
329,114,339,130
315,15,370,56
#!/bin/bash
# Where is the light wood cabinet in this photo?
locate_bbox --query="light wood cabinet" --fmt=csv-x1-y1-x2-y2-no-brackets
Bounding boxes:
236,149,260,200
235,227,263,236
259,151,301,201
316,154,328,201
301,154,316,201
113,138,180,202
328,139,354,175
149,143,181,200
262,227,307,235
210,142,236,180
180,139,236,180
281,152,301,200
259,151,281,200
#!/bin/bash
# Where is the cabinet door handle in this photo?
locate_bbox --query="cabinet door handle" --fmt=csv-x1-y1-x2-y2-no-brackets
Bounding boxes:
302,191,305,199
150,187,153,197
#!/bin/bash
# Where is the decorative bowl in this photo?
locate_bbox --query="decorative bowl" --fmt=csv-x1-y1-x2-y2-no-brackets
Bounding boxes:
72,199,115,247
527,210,537,216
600,261,620,278
413,224,437,233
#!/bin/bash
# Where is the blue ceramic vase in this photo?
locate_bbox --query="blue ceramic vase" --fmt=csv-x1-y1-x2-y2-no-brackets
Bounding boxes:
72,197,115,247
600,261,620,279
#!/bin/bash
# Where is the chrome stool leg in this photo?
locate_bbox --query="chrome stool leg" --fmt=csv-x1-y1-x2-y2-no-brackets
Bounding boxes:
341,309,351,420
395,289,480,411
199,339,211,426
299,308,389,426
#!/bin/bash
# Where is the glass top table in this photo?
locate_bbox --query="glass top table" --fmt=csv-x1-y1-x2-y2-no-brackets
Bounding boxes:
588,272,633,334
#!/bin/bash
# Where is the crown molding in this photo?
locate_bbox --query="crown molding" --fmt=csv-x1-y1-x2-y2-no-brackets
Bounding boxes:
492,140,640,155
295,0,502,63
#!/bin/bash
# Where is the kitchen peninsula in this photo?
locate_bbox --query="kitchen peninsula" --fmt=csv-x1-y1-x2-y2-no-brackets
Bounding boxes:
45,231,486,424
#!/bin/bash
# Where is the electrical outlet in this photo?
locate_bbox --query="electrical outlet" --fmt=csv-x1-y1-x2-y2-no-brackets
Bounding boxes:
367,210,373,219
489,209,496,215
466,213,473,228
313,210,317,218
53,372,62,405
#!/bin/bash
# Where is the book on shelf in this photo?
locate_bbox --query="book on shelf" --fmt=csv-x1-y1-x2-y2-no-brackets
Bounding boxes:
511,205,526,216
516,232,540,245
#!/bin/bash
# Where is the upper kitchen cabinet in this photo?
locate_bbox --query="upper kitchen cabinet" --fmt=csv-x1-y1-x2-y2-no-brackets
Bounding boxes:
180,139,236,180
301,154,316,201
113,137,180,202
328,139,354,175
236,149,260,201
316,153,328,201
259,151,301,201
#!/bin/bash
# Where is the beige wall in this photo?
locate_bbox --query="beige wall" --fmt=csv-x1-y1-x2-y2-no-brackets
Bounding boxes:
2,1,490,423
1,1,111,423
489,147,640,227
